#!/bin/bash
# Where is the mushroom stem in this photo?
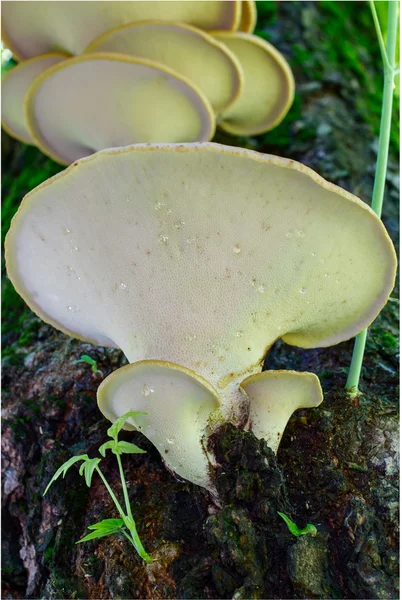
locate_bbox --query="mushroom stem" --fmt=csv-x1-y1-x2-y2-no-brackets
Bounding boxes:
346,0,398,396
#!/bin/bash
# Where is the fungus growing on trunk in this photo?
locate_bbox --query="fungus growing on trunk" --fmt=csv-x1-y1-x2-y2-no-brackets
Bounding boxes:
85,21,243,115
240,371,323,452
211,32,295,135
25,54,215,165
1,53,67,144
98,361,222,490
2,0,241,60
5,143,396,489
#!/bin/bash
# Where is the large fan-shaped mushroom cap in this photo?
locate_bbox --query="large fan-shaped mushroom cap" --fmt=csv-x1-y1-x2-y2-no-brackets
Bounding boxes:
211,32,294,135
1,53,67,145
5,143,396,417
2,0,241,60
25,54,215,165
85,21,243,114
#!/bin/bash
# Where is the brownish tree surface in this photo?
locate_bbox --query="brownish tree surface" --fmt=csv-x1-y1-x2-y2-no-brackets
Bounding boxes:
2,2,399,599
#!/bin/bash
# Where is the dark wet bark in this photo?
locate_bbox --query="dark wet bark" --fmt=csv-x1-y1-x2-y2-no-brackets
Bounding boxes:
2,2,399,599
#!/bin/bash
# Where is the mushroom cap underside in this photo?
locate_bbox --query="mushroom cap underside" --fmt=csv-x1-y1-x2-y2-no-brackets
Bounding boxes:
1,52,68,144
85,21,244,114
98,360,221,489
2,0,241,60
25,53,215,165
5,142,397,396
211,32,295,135
240,370,323,452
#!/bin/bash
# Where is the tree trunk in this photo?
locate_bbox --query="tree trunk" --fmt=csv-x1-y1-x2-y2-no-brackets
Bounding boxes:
2,2,399,599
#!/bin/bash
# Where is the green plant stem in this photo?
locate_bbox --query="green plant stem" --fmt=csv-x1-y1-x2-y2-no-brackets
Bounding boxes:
346,0,398,395
95,465,126,519
116,453,152,562
116,453,133,520
97,463,151,561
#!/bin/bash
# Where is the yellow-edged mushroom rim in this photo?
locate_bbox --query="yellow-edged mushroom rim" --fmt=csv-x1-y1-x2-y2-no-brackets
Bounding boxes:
24,53,215,165
211,32,295,135
5,142,397,419
85,20,244,114
240,370,323,453
97,360,222,489
1,52,68,145
1,0,242,60
238,1,257,33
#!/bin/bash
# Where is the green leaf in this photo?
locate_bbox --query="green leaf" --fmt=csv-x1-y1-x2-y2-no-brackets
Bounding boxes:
43,454,89,496
98,439,145,456
98,440,116,457
107,411,147,441
277,512,318,537
116,441,146,455
75,354,98,373
79,458,102,487
87,518,124,531
76,518,125,543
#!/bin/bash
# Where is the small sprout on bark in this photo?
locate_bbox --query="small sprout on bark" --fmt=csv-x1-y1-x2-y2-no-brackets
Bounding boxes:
43,411,151,562
75,354,98,373
277,512,317,537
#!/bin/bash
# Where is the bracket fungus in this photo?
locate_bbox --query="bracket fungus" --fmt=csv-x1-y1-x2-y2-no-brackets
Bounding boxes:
25,54,215,165
85,21,243,114
211,32,295,135
240,371,323,453
1,53,67,145
2,0,241,60
98,361,222,489
5,143,396,489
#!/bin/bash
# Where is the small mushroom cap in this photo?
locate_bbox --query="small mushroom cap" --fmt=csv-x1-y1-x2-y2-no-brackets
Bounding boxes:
25,53,215,165
5,143,396,408
238,1,257,33
85,21,243,114
97,360,221,489
2,0,241,60
211,32,295,135
240,370,323,452
1,53,67,145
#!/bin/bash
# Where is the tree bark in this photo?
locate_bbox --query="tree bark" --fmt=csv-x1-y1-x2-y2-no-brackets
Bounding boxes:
2,2,399,599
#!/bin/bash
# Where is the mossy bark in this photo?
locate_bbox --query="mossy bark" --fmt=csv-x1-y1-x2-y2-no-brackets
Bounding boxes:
2,2,399,599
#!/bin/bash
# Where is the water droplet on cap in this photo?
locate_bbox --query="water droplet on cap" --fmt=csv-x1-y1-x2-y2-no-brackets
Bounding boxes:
299,288,307,294
159,234,169,244
185,334,197,341
66,305,80,313
142,384,154,397
118,282,127,290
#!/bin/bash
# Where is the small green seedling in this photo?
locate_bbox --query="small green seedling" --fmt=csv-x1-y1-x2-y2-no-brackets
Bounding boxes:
44,411,152,562
277,512,317,537
75,354,98,374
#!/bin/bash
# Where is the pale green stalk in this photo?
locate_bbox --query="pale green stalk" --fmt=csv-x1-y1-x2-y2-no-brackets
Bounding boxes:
97,461,151,561
346,0,398,395
95,465,126,519
116,453,151,562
